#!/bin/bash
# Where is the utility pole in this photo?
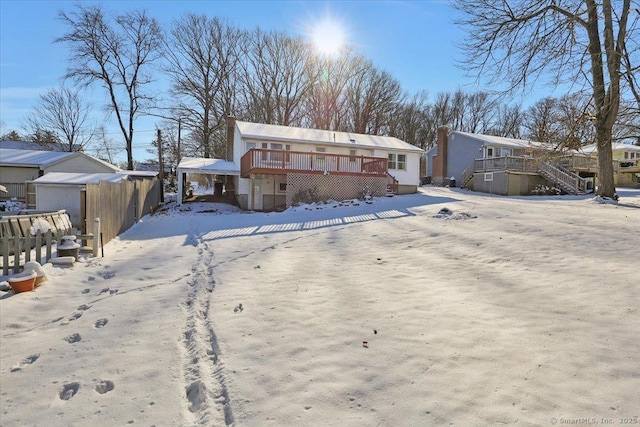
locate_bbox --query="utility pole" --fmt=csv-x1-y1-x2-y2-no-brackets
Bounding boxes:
157,128,164,203
177,118,182,166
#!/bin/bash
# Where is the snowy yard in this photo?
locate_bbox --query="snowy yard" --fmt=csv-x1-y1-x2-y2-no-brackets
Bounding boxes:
1,186,639,426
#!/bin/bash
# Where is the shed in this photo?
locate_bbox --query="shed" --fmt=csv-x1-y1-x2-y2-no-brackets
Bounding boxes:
32,172,130,228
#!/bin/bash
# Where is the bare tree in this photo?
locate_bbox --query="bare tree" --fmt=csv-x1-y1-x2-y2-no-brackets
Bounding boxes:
488,103,524,138
303,48,361,132
345,59,404,135
454,0,635,197
238,29,316,127
619,12,640,144
389,90,434,150
87,125,124,165
24,86,96,152
164,14,242,159
56,4,163,169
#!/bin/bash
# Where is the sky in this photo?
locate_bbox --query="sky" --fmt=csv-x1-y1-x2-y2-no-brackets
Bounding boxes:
0,0,547,163
1,185,639,425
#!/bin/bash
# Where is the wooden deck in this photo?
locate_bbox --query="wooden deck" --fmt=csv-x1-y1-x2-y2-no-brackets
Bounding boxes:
240,148,389,178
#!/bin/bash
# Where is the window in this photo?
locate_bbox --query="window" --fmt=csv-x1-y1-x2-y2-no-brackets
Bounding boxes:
245,142,256,153
486,147,495,158
261,142,269,161
388,153,406,170
278,182,287,192
397,154,406,170
484,172,494,182
388,154,396,169
349,149,357,162
624,152,629,159
500,148,511,157
316,147,326,161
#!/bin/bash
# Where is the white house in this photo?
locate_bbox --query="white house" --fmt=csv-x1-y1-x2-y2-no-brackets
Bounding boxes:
0,148,119,202
177,118,424,211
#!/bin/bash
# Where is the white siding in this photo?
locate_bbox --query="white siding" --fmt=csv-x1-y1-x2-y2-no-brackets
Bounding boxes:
45,156,115,174
35,185,83,228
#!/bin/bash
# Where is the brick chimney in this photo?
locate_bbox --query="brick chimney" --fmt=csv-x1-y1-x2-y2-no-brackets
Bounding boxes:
432,126,449,186
226,115,235,161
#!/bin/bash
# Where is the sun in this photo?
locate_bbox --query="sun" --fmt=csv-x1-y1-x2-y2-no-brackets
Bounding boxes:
311,18,346,57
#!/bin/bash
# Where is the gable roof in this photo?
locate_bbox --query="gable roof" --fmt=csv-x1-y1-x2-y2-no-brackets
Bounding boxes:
0,148,73,167
0,140,82,151
32,172,129,185
0,148,119,171
450,131,552,150
236,121,424,153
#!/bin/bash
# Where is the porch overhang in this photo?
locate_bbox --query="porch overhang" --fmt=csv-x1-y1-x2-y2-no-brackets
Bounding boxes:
176,157,240,205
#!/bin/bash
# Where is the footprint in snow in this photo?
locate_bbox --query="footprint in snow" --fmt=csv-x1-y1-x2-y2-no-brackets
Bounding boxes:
64,333,82,344
77,304,91,311
95,380,114,394
94,318,109,328
10,353,40,372
102,272,116,280
59,382,80,400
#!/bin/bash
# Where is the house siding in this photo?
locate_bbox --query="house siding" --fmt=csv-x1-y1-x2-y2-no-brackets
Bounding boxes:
34,184,84,227
447,133,484,185
44,156,116,174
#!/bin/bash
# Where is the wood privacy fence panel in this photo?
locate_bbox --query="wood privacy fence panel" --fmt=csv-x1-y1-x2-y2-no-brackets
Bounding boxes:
84,179,160,246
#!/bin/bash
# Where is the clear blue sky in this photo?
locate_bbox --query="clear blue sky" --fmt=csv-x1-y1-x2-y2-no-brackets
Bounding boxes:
0,0,550,162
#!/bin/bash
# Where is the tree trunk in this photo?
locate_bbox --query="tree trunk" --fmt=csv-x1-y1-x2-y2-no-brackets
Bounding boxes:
596,125,616,197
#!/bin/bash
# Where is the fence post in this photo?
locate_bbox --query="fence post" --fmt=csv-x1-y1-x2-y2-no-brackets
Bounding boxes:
93,218,101,257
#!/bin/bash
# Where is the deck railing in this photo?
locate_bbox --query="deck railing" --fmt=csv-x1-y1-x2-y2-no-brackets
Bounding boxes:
241,148,388,177
473,156,540,173
538,162,586,194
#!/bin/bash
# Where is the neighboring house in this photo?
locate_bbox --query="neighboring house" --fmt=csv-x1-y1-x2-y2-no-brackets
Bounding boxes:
427,127,640,196
177,117,424,211
31,172,131,228
578,143,640,188
0,140,83,152
0,148,119,202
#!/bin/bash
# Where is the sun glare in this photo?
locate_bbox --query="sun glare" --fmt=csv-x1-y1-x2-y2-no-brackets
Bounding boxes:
311,18,345,56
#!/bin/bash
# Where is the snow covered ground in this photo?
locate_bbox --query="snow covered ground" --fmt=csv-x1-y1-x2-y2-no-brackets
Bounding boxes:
1,186,639,426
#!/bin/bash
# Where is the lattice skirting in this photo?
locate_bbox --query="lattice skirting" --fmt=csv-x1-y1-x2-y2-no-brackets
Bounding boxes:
286,173,389,207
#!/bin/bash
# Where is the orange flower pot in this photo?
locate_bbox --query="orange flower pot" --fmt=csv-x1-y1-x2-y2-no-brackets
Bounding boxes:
8,271,37,294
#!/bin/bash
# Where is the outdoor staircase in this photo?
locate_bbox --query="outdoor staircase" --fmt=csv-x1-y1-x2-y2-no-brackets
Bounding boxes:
538,162,586,195
386,172,399,196
460,166,474,189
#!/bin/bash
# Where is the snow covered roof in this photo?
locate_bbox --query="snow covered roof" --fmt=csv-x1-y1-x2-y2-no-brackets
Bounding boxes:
0,140,82,151
450,131,552,150
578,143,640,155
236,121,424,153
32,172,130,185
177,157,240,175
117,170,159,177
0,148,74,166
0,148,119,171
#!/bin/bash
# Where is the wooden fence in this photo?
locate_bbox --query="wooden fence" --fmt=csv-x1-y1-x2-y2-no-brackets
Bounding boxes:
1,178,159,276
1,210,74,275
83,178,160,247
